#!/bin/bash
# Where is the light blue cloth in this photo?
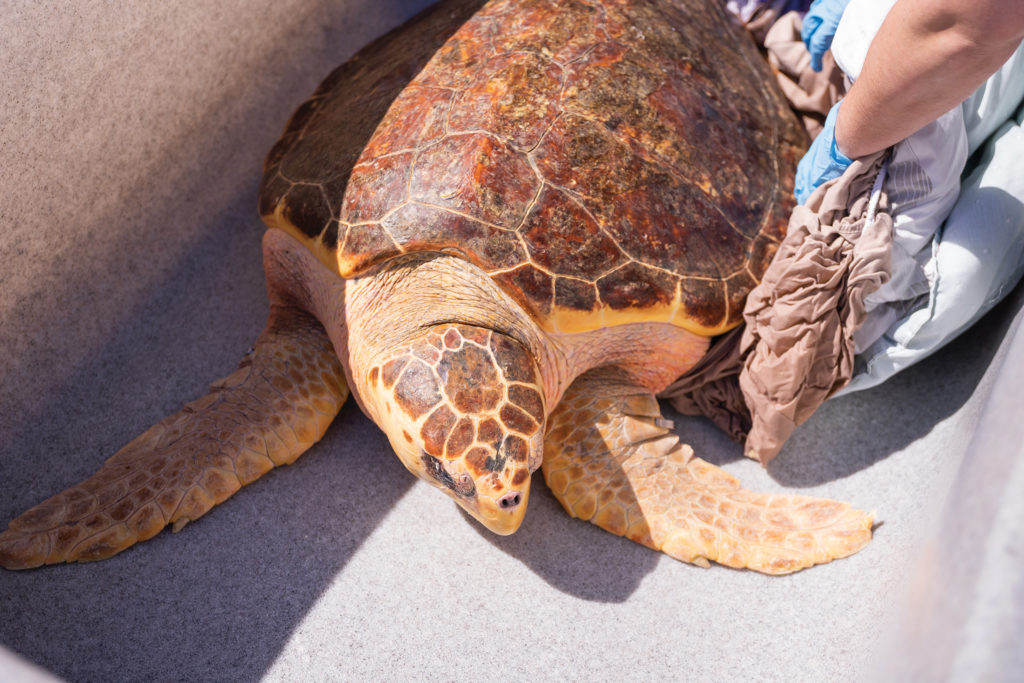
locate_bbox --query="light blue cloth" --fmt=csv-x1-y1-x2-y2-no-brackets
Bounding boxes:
843,99,1024,393
824,0,1024,393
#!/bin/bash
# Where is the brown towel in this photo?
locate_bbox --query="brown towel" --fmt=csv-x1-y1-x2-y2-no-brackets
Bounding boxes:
762,11,848,137
663,152,893,464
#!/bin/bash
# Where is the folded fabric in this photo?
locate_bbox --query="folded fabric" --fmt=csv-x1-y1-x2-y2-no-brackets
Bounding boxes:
763,11,846,138
726,0,813,41
665,153,892,464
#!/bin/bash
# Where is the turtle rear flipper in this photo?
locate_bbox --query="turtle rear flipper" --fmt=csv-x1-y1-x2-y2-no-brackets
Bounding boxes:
542,369,873,575
0,307,348,569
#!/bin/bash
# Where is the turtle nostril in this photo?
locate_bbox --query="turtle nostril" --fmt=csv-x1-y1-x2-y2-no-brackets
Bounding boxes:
498,491,522,509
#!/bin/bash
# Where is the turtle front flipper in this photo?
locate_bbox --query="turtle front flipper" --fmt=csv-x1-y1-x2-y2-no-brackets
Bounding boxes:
542,369,873,575
0,307,348,569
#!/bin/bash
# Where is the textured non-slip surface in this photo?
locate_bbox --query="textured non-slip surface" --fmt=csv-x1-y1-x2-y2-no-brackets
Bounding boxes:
1,2,1022,680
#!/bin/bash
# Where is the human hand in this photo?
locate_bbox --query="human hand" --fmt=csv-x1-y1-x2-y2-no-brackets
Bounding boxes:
794,100,852,204
801,0,852,72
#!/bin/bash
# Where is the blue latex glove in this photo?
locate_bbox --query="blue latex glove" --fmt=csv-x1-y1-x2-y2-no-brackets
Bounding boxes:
795,100,853,204
801,0,852,72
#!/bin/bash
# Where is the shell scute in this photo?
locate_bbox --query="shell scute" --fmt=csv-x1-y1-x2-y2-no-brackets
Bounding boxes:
597,263,678,312
339,225,400,274
491,264,553,317
520,187,624,280
488,0,602,64
361,86,452,160
281,184,332,240
554,277,598,313
381,203,527,272
606,179,747,278
531,113,650,222
447,51,563,150
409,133,538,229
678,277,728,331
342,151,413,224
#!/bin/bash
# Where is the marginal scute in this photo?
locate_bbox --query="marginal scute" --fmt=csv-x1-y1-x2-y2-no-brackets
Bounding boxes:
554,277,598,312
725,271,758,327
748,232,784,283
258,172,291,218
338,224,400,275
321,221,341,250
597,262,678,311
491,265,553,318
282,184,332,239
678,278,728,331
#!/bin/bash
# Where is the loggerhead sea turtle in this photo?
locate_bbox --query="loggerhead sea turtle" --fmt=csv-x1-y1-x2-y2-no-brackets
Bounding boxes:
0,0,873,573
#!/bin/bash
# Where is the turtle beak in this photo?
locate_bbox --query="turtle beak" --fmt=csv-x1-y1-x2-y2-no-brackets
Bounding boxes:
469,477,531,535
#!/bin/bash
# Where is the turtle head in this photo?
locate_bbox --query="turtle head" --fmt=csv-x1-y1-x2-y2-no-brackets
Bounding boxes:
362,323,546,535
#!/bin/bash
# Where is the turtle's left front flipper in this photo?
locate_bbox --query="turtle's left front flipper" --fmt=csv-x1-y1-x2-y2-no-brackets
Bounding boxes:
0,307,348,569
542,370,873,575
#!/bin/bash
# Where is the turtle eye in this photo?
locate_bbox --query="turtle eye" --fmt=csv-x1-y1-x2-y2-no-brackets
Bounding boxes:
420,453,475,498
454,472,476,497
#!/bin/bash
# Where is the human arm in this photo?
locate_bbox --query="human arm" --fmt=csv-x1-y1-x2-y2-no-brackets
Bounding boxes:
835,0,1024,158
796,0,1024,202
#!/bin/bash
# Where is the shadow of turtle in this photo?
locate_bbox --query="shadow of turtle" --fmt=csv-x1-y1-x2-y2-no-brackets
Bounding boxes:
459,471,660,603
0,0,477,679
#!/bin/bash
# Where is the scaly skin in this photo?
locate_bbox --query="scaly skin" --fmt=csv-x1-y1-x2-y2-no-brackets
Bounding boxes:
362,322,545,534
0,306,348,569
543,369,873,574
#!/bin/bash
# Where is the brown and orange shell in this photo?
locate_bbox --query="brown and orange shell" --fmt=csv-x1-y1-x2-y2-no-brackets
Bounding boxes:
259,0,806,336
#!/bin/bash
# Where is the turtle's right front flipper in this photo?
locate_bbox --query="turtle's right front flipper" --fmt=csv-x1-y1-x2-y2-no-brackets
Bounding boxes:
0,307,348,569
